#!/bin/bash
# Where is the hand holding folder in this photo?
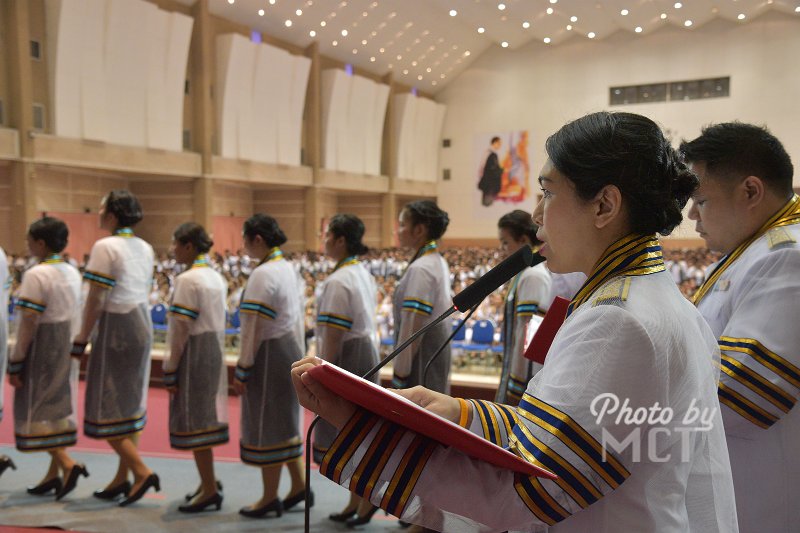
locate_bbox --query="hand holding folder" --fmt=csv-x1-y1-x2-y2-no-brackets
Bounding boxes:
307,361,556,479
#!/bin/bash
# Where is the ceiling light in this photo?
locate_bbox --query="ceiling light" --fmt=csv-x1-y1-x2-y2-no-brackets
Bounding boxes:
588,31,596,38
258,9,264,16
227,0,234,4
309,30,316,37
543,37,551,43
464,50,471,56
379,47,385,53
296,9,302,16
737,13,745,20
403,69,408,74
566,24,572,30
570,16,578,22
432,81,437,86
674,2,682,8
397,54,402,60
795,6,800,12
550,0,557,3
417,75,423,80
332,40,338,46
285,19,292,27
498,3,506,11
546,7,554,15
501,41,509,47
440,74,446,79
477,27,485,33
449,9,457,16
363,11,368,17
341,29,348,36
412,61,417,66
621,9,629,15
522,21,530,29
426,67,432,72
684,19,692,26
362,39,367,44
320,20,326,26
635,26,642,33
269,0,275,4
660,13,667,19
370,56,375,62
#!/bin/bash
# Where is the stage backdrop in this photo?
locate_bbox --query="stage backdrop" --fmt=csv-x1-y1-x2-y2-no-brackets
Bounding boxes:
473,131,532,220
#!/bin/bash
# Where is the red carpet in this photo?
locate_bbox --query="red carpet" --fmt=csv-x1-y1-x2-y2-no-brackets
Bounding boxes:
1,380,315,466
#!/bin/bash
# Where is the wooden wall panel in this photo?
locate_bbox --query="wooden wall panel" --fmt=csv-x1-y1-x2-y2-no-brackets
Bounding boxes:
211,181,253,217
0,164,12,251
35,166,127,213
338,194,383,250
253,187,309,252
130,178,193,253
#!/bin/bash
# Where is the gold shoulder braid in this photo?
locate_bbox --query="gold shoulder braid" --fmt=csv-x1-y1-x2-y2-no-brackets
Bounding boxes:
693,194,800,305
567,234,664,317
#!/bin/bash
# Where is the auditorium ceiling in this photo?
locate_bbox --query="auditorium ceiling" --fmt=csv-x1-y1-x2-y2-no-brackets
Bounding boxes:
191,0,800,93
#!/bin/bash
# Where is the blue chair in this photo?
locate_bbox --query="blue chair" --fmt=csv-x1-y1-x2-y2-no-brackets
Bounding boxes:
452,321,467,350
470,319,495,345
151,304,168,333
229,309,241,329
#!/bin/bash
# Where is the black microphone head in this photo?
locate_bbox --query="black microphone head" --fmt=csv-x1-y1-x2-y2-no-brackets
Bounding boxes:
452,246,544,311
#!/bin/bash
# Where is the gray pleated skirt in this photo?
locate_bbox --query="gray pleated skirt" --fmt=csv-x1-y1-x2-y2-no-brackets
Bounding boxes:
240,331,304,466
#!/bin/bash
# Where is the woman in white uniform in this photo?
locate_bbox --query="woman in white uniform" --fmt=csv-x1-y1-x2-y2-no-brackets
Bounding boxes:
312,214,381,526
0,246,13,479
8,218,85,499
292,111,737,533
73,190,159,506
392,200,453,393
234,214,309,518
164,223,229,513
495,210,552,406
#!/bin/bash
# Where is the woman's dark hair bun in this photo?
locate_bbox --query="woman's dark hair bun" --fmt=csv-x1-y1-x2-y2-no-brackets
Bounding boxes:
403,200,449,240
243,214,288,248
328,214,369,256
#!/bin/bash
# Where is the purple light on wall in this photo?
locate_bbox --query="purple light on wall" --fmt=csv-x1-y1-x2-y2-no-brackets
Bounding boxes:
345,63,354,76
411,87,418,96
251,30,262,43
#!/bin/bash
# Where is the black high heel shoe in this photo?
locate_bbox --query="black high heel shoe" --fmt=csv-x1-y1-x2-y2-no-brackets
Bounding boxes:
345,505,380,528
178,491,223,513
0,456,16,478
329,508,358,522
185,479,223,502
282,489,314,511
239,498,283,518
56,464,89,500
27,477,62,496
119,473,160,507
93,480,131,500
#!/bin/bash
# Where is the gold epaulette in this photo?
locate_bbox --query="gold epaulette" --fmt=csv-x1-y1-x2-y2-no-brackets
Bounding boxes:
766,227,796,250
592,277,631,307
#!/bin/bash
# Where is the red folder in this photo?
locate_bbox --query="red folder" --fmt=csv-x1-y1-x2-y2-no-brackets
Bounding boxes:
523,296,570,364
308,362,557,479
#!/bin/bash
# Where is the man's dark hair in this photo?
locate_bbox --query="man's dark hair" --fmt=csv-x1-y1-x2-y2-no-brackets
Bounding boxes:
680,122,793,196
491,136,501,145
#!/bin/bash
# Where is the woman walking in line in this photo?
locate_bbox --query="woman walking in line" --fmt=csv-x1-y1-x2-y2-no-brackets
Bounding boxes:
164,222,229,513
8,217,86,499
234,214,310,518
73,190,159,506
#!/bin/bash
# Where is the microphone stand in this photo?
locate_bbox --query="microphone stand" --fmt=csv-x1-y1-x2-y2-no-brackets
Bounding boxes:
304,305,456,533
422,303,478,388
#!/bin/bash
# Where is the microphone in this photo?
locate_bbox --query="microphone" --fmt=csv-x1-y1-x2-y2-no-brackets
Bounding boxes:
453,245,542,311
362,245,542,381
303,245,542,532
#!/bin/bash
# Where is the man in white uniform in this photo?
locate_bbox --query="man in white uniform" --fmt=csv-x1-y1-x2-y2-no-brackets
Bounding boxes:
681,122,800,533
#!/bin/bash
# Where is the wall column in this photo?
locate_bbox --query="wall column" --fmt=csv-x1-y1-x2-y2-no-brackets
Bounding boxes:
5,0,37,252
303,42,322,250
190,0,214,231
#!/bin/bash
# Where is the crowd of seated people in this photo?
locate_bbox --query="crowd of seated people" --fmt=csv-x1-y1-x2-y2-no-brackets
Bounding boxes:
5,246,721,349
